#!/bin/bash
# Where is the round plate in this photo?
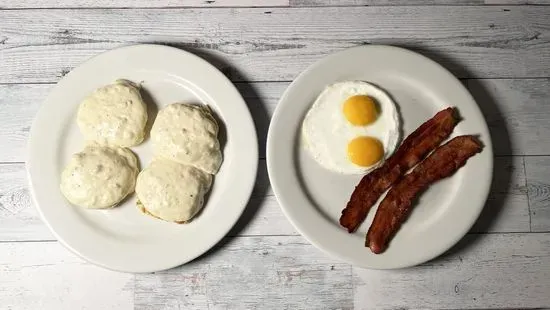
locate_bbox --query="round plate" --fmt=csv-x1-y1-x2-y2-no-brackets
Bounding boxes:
27,44,258,273
267,45,493,269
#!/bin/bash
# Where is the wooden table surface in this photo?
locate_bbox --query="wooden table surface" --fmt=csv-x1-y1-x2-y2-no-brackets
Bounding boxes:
2,1,550,309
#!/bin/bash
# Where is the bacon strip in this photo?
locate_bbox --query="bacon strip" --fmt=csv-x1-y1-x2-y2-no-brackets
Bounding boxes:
339,107,457,233
366,135,482,254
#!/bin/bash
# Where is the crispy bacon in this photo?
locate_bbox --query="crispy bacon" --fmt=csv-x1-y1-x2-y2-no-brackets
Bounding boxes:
339,107,458,233
366,135,483,254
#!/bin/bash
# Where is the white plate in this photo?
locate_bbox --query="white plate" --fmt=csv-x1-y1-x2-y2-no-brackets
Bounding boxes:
267,45,493,269
27,44,258,273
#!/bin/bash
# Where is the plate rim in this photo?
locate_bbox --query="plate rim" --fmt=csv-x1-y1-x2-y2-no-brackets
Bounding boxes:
266,44,493,269
26,43,259,273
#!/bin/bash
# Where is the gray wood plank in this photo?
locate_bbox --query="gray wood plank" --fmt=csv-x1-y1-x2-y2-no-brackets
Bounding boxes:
526,156,550,232
353,233,550,309
467,78,550,156
235,82,281,160
304,0,550,4
0,0,289,9
1,6,549,83
485,0,550,3
0,155,529,241
294,0,550,5
292,0,483,5
134,236,353,309
3,0,549,8
2,79,550,165
0,163,53,241
0,84,50,162
471,156,530,233
237,195,298,236
2,233,549,309
0,242,134,310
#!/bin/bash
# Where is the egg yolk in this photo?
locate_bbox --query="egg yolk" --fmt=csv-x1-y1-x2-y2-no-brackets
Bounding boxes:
347,136,384,167
343,95,378,126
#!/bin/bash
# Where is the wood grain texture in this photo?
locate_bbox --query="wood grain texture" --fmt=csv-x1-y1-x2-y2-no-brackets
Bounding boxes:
0,242,134,310
353,233,550,309
292,0,550,5
471,156,530,233
526,156,550,232
0,0,289,9
2,0,548,8
1,6,549,83
235,82,281,160
236,196,298,236
0,84,50,162
0,164,53,241
0,155,530,241
468,79,550,156
1,234,549,309
485,0,550,3
135,236,353,309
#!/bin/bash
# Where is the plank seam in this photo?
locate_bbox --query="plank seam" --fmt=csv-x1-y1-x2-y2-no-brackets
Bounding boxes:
3,155,550,166
0,239,57,243
3,231,550,245
524,156,533,232
2,4,550,10
2,78,550,87
0,6,290,10
349,263,355,305
2,156,550,166
2,76,550,84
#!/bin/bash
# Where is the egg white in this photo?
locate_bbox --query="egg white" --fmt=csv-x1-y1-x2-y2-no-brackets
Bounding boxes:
302,81,400,175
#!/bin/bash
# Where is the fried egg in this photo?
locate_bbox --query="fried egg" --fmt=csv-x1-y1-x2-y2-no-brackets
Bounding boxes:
60,144,139,209
302,81,400,174
77,80,148,147
135,158,212,223
151,103,222,174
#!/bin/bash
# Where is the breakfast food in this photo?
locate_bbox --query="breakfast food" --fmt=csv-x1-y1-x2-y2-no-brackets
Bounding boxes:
340,107,458,233
138,102,224,223
302,81,400,174
77,80,148,147
135,158,213,223
60,144,139,209
61,79,224,223
151,103,222,174
366,135,482,254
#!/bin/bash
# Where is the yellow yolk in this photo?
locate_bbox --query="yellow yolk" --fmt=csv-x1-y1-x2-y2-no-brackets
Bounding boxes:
347,136,384,167
342,95,378,126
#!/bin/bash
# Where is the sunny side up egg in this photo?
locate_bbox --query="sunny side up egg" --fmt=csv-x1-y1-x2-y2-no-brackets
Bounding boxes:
302,81,400,175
